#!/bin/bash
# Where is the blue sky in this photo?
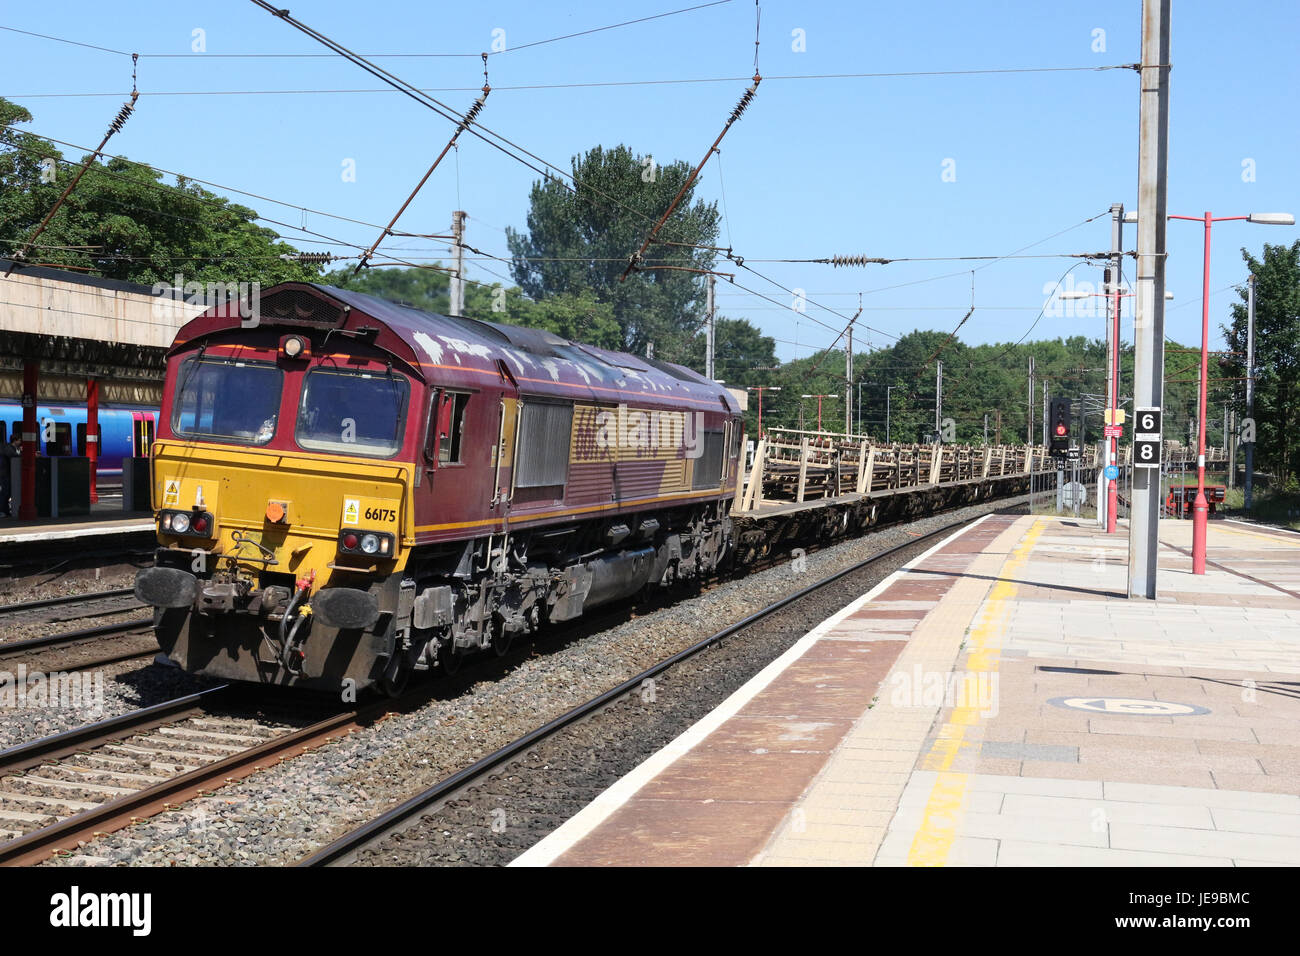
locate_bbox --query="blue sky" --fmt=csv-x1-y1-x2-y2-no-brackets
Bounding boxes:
3,0,1297,369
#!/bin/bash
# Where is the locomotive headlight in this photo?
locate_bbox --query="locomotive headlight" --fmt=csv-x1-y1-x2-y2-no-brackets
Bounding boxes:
283,335,305,358
159,509,215,538
360,533,380,554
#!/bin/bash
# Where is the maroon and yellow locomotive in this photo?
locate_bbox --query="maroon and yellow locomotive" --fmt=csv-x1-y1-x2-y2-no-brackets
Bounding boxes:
134,283,743,694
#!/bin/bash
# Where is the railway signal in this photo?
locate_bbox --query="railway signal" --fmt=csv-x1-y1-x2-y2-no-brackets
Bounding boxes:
1049,398,1072,457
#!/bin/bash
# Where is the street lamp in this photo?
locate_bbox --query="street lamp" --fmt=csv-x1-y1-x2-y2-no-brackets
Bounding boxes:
800,394,838,432
746,385,781,439
1060,286,1174,534
885,385,899,444
1168,210,1294,574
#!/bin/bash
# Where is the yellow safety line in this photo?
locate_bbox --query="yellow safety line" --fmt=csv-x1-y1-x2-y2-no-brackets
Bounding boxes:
1215,525,1300,547
905,517,1046,866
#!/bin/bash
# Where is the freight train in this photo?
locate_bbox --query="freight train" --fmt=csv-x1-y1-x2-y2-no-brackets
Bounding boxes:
133,283,743,694
0,403,157,479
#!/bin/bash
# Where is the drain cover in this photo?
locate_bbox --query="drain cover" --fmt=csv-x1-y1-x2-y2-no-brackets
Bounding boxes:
1047,696,1209,716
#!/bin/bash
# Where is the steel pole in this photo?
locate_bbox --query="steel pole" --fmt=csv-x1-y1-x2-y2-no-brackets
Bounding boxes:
1245,273,1256,510
1128,0,1172,600
1191,212,1211,574
1108,284,1122,532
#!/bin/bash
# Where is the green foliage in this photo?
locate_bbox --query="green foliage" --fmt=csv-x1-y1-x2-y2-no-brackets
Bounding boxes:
0,96,319,286
1221,240,1300,484
714,327,1227,449
506,145,720,355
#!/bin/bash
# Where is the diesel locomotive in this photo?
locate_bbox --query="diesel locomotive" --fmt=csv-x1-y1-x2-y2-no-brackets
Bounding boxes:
133,283,743,694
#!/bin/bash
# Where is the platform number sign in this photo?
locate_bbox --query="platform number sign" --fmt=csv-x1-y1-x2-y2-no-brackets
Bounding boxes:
1133,406,1162,469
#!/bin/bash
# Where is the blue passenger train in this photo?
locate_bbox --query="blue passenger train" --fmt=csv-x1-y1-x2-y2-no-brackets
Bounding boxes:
0,403,158,480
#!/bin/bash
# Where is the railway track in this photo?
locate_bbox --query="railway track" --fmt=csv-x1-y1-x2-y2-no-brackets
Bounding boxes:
0,587,143,629
0,586,155,673
0,617,157,674
298,512,980,866
0,686,400,866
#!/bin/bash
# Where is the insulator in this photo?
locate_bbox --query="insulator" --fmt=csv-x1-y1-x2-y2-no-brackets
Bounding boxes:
107,100,135,136
729,84,757,124
462,97,485,127
830,255,892,267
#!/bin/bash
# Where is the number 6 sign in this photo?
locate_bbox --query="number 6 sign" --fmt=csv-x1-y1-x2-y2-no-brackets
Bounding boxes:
1134,406,1162,438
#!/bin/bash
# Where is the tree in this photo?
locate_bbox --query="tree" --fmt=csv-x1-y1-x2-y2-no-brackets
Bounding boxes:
506,145,720,355
0,96,320,287
1222,241,1300,485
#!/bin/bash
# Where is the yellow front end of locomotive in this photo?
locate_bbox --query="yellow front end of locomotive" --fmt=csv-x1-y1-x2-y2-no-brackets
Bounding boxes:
150,439,413,585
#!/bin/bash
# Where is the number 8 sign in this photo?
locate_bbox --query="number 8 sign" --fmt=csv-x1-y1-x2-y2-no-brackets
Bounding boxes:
1133,439,1159,466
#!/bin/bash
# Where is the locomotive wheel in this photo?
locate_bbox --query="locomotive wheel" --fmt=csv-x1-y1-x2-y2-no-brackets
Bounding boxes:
379,657,411,697
438,639,464,676
491,625,513,657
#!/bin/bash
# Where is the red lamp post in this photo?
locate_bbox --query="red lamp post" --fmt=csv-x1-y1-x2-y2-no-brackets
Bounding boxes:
746,385,781,439
1168,211,1294,574
800,394,837,432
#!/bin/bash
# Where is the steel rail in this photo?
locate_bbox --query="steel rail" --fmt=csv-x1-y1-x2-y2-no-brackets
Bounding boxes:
0,616,154,659
0,587,134,615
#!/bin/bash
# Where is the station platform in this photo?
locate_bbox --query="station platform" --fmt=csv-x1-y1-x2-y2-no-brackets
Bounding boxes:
0,511,152,549
515,513,1300,867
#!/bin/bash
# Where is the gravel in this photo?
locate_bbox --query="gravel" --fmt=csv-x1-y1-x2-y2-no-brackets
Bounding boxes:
38,496,1026,867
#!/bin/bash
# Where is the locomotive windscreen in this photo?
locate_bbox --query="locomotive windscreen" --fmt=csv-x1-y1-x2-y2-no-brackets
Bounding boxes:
172,358,283,445
296,368,409,457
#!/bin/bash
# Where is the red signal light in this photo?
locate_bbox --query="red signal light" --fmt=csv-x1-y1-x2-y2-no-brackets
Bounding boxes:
1055,424,1067,436
342,532,359,550
192,514,209,533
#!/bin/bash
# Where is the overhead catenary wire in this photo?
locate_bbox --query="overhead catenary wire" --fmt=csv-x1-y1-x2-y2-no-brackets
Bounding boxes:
1,4,734,60
620,72,761,280
353,77,491,276
6,78,139,273
245,3,718,256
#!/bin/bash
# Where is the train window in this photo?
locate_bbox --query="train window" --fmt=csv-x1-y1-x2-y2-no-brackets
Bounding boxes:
297,368,409,458
45,422,72,456
427,391,469,465
174,358,283,445
514,401,572,488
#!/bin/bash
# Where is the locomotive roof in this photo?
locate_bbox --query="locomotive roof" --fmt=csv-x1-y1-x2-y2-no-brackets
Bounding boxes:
175,282,738,413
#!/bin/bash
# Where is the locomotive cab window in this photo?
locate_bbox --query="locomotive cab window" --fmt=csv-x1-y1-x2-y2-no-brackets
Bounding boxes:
174,358,283,446
297,368,409,458
425,390,469,465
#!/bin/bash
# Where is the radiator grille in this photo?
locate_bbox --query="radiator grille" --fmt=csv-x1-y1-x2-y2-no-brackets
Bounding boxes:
692,430,725,490
516,401,573,489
